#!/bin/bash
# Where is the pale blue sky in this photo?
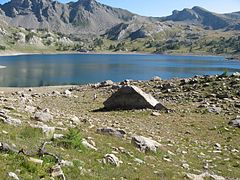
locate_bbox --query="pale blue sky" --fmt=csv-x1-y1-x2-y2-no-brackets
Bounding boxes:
0,0,240,17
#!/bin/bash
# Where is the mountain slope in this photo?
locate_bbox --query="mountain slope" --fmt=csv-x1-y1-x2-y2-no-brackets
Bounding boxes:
104,16,173,40
162,6,240,30
0,0,135,34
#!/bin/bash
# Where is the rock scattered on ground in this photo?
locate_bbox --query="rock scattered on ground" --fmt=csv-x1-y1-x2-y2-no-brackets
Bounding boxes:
28,157,43,165
82,138,98,151
51,165,66,180
131,136,161,153
97,127,126,138
100,80,114,87
2,117,22,126
229,117,240,127
103,154,122,167
186,172,225,180
8,172,19,180
33,108,53,122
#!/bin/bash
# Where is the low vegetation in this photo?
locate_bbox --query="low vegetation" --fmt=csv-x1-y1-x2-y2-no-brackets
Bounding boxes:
0,74,239,179
0,22,240,59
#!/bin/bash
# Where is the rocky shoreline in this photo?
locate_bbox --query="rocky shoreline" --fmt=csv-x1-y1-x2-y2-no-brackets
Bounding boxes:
0,74,239,179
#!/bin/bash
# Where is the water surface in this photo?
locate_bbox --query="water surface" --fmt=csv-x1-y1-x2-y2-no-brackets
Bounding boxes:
0,54,239,87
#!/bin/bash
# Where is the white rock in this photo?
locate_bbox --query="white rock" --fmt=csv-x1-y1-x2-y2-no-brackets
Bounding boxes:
104,154,122,167
151,76,161,81
29,157,43,165
151,112,161,116
60,160,74,167
186,172,225,180
3,117,22,126
51,165,65,179
8,172,19,180
42,126,55,138
63,90,72,96
134,158,145,164
82,138,97,151
52,91,61,96
25,106,36,114
131,136,161,153
232,72,240,77
53,134,64,139
34,109,53,122
182,163,189,169
70,115,80,125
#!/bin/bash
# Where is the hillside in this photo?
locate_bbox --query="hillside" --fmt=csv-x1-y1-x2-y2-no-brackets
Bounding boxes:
0,0,239,59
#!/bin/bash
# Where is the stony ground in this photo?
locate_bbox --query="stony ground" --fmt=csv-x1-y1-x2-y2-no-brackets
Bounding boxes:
0,74,240,180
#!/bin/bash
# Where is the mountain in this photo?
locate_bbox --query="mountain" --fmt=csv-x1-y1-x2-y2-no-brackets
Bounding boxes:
0,0,135,34
225,11,240,19
0,0,239,37
162,6,240,30
104,17,173,40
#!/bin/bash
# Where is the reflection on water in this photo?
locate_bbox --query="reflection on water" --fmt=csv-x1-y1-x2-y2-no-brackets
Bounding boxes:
0,54,239,87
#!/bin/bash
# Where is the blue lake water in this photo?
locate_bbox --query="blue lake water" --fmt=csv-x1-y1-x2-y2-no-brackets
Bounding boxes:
0,53,239,87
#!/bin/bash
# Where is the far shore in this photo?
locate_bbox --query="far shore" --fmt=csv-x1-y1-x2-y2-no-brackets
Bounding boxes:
0,50,151,57
0,50,239,60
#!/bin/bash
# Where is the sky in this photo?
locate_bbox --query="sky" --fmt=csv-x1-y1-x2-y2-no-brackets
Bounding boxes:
0,0,240,17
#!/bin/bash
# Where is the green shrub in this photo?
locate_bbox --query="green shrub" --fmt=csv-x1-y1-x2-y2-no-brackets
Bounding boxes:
0,45,6,50
54,128,85,150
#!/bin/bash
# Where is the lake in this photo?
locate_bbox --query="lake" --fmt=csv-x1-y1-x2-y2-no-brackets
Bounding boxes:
0,53,239,87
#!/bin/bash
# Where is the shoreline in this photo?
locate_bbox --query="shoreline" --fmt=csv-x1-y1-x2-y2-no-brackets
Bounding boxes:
1,50,238,60
0,51,152,57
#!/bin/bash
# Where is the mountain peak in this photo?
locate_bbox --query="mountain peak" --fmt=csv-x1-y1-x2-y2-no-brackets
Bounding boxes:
75,0,97,5
73,0,98,11
192,6,209,12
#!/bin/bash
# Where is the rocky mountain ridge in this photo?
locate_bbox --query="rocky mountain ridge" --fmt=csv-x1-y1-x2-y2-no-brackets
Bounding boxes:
0,0,239,36
162,6,240,30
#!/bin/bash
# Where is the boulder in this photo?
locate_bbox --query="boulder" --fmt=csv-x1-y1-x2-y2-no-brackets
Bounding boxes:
151,76,161,82
207,106,222,114
100,80,114,87
28,157,43,165
42,126,55,138
104,154,122,167
97,127,126,138
51,165,65,179
60,160,74,167
229,117,240,128
53,134,64,140
33,109,53,122
232,72,240,77
103,86,166,110
186,172,225,180
2,117,22,126
70,115,80,125
131,136,161,153
24,105,36,114
82,138,97,151
63,89,72,96
0,142,18,153
8,172,19,180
